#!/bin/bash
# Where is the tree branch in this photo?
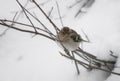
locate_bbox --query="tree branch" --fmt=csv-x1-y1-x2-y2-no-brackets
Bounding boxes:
31,0,60,33
0,21,55,41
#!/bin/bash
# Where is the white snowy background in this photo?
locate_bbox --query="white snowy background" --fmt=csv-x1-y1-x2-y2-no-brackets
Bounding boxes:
0,0,120,81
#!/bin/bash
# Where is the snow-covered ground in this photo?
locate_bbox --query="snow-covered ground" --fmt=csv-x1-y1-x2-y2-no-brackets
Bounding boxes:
0,0,120,81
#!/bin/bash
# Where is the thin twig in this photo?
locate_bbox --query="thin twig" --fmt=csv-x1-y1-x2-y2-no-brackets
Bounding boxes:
0,21,55,41
75,2,86,17
48,7,53,17
32,11,56,38
60,52,120,76
17,0,56,38
81,28,90,42
18,1,55,37
12,0,30,22
11,12,18,26
30,0,50,6
110,50,118,58
17,0,37,33
72,51,80,75
0,28,9,37
73,51,90,62
0,12,18,37
60,52,89,69
68,0,83,8
77,47,96,59
0,19,49,34
56,1,64,27
31,0,60,33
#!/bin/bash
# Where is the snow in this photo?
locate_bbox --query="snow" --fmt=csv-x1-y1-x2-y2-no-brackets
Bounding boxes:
0,0,120,81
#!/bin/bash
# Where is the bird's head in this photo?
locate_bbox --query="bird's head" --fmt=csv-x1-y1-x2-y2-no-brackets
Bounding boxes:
60,27,70,35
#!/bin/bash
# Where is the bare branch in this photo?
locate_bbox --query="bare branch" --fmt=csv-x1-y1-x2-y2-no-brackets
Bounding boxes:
16,0,56,38
60,52,89,69
68,0,95,17
77,47,96,59
0,21,55,41
32,11,55,38
0,28,9,37
68,0,83,9
48,7,53,17
71,51,80,74
80,28,90,42
31,0,60,33
60,52,120,76
30,0,50,6
0,19,48,34
22,1,55,38
110,50,118,58
16,0,37,33
56,1,64,27
11,0,30,21
11,12,18,26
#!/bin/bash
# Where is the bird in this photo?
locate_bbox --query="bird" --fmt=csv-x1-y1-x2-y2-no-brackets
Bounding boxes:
56,27,83,51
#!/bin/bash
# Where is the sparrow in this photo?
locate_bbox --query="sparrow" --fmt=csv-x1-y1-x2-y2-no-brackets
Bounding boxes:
56,27,83,51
